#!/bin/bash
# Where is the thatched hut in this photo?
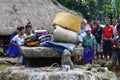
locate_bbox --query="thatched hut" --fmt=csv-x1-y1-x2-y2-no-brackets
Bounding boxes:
0,0,82,54
0,0,82,35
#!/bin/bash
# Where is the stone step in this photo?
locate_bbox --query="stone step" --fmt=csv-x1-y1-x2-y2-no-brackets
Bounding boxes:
0,66,117,80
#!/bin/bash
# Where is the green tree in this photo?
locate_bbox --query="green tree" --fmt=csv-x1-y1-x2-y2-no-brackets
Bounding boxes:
58,0,120,22
58,0,97,21
116,0,120,17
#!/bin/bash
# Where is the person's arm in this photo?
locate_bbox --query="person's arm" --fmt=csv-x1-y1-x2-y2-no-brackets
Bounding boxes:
10,40,20,48
93,36,97,56
109,27,114,40
82,37,85,47
111,32,117,44
101,28,104,43
94,44,96,51
10,36,20,48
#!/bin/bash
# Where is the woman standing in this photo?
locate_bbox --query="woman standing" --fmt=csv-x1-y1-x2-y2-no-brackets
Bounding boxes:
82,28,97,64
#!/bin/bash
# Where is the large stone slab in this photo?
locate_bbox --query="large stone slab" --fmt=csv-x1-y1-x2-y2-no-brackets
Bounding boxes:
20,46,83,58
0,66,117,80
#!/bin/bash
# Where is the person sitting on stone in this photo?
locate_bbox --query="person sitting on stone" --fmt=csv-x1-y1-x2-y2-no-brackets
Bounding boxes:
6,27,20,57
24,22,39,47
24,22,34,39
10,26,25,66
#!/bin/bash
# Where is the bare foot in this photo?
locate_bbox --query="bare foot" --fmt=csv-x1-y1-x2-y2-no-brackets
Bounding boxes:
15,63,23,66
117,72,120,76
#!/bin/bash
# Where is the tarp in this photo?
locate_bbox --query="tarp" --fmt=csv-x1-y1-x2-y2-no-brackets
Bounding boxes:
42,41,76,53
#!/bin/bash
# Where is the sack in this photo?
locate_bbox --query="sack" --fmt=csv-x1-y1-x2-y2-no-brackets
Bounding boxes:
53,26,78,43
52,12,82,32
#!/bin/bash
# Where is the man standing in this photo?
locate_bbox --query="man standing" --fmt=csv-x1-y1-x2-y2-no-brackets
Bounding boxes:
112,24,120,75
93,21,103,59
102,20,113,60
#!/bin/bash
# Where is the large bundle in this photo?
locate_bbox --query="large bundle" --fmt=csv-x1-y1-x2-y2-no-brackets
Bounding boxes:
53,26,78,43
53,12,82,32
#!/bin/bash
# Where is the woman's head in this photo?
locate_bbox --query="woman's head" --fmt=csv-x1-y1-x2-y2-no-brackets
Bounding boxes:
81,22,85,28
25,22,32,35
86,27,91,35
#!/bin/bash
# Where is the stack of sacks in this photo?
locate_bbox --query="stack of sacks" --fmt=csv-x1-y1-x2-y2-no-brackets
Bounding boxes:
52,12,83,44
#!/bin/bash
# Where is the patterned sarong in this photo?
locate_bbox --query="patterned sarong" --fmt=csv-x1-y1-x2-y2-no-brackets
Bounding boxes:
82,45,94,64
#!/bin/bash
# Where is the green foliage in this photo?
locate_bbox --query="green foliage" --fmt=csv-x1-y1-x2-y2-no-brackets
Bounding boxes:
103,4,111,14
58,0,97,21
58,0,120,23
116,0,120,16
0,63,12,71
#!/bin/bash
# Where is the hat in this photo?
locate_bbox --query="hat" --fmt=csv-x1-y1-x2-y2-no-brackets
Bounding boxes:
85,27,91,32
83,19,87,24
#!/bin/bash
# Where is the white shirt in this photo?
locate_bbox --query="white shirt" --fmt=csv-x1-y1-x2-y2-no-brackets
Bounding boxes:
12,35,24,45
113,24,118,34
80,32,87,38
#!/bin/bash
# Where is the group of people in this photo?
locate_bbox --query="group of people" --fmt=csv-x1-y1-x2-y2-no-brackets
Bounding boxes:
6,22,34,66
5,18,120,75
79,19,120,75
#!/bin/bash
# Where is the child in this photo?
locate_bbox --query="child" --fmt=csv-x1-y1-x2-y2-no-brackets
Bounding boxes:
6,27,19,57
10,26,25,65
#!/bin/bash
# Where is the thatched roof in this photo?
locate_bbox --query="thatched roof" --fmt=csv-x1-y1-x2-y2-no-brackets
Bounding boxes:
0,0,82,35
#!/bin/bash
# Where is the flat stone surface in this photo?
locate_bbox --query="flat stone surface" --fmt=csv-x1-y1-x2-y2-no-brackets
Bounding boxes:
0,66,117,80
20,46,83,58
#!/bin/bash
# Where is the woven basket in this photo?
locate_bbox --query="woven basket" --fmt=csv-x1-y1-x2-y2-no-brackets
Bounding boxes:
53,12,82,32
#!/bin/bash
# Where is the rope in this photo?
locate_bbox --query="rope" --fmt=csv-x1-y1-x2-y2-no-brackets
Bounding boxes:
50,63,60,69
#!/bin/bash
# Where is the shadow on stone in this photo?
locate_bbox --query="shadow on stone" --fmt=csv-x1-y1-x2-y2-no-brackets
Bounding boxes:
23,57,61,67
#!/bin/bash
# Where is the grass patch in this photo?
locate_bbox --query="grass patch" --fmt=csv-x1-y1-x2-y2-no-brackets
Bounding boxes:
0,63,13,71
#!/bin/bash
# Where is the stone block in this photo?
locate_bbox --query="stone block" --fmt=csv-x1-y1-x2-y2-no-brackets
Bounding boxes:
20,46,83,58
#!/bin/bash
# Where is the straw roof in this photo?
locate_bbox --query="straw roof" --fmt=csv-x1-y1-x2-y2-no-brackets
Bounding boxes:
0,0,82,35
